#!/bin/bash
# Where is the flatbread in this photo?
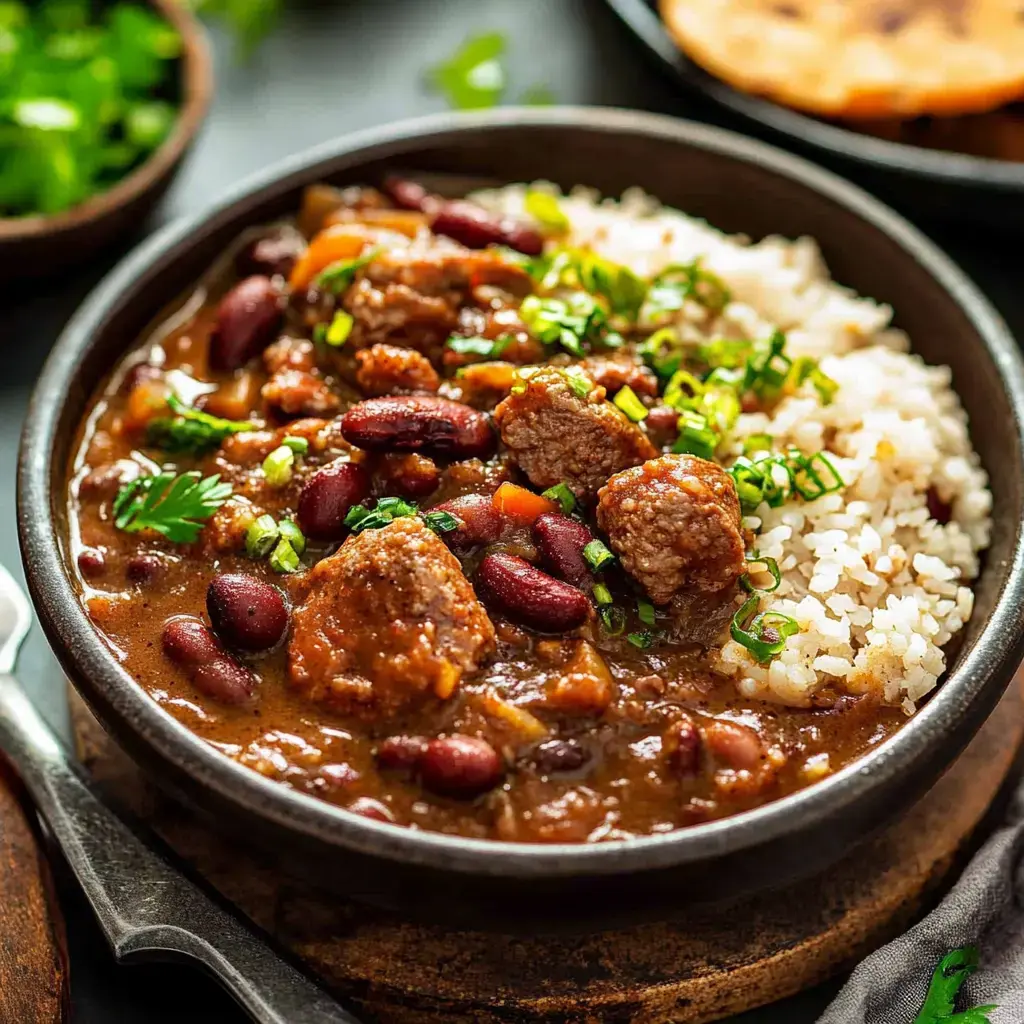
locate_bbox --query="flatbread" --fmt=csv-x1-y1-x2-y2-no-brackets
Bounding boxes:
659,0,1024,119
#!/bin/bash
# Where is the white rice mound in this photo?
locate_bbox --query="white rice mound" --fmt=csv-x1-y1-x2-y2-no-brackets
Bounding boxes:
474,183,992,714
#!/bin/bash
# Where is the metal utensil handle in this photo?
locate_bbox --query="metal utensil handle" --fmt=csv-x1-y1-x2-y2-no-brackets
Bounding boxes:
0,673,360,1024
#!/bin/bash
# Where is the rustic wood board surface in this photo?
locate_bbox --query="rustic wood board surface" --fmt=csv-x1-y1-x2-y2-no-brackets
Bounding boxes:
70,671,1024,1024
0,763,69,1024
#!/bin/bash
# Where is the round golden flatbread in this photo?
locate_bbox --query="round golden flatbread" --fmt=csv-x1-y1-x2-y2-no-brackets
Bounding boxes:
659,0,1024,120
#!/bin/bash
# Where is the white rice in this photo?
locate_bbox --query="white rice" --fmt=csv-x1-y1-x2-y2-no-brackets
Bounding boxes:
473,183,991,713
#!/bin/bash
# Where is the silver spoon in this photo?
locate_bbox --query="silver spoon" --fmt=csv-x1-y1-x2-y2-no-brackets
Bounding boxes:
0,564,361,1024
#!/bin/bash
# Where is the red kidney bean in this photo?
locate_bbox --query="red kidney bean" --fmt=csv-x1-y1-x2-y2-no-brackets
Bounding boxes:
645,405,680,448
297,461,371,541
420,735,504,798
704,719,765,772
476,553,590,632
341,396,494,460
382,176,441,213
126,553,164,585
431,494,503,551
346,797,396,823
663,716,702,776
207,573,288,652
926,486,952,525
236,230,305,279
376,453,440,498
533,513,595,588
77,548,106,579
530,738,590,775
209,275,284,371
376,735,429,772
162,617,255,705
432,200,543,256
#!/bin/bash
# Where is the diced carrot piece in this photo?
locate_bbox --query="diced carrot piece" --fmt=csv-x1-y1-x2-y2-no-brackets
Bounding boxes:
324,207,429,238
288,224,375,292
123,379,170,432
492,482,558,523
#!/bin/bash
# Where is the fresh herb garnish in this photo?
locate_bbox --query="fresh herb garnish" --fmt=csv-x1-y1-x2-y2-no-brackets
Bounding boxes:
613,385,648,423
113,472,232,544
262,445,294,488
268,536,300,574
278,518,306,555
146,395,253,454
600,605,626,636
345,497,461,536
0,2,182,218
282,435,309,455
519,293,604,358
636,600,657,627
740,553,782,593
627,630,656,649
525,191,569,233
446,335,512,360
532,248,647,322
643,260,731,319
638,327,685,379
322,310,353,347
730,596,799,663
245,513,304,571
728,448,845,515
245,514,279,559
421,510,462,534
542,482,577,515
592,583,613,606
913,947,996,1024
672,410,720,461
583,539,615,572
315,247,380,294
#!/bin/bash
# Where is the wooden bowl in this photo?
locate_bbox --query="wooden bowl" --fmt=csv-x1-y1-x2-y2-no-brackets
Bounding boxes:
18,109,1024,930
0,0,212,280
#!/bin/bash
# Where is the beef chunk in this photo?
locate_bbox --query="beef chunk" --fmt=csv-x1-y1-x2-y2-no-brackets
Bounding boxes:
261,337,339,417
493,368,657,500
577,352,658,398
597,454,745,603
355,344,440,396
288,517,495,718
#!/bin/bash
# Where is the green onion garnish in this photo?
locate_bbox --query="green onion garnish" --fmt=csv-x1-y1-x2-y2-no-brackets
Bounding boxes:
315,247,380,293
613,385,648,422
583,539,615,572
730,596,799,663
743,433,773,455
282,436,309,455
542,482,577,515
740,553,782,593
790,450,845,501
643,260,731,318
637,600,656,626
278,519,306,556
638,327,684,379
446,335,512,359
525,191,569,233
245,514,280,559
421,510,462,534
427,31,507,110
627,630,656,649
324,311,354,347
262,445,295,488
145,395,252,455
592,583,613,606
565,368,594,399
599,605,626,635
672,410,718,461
269,538,300,574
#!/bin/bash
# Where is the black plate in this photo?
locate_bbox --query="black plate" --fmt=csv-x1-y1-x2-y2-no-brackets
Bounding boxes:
18,109,1024,930
603,0,1024,228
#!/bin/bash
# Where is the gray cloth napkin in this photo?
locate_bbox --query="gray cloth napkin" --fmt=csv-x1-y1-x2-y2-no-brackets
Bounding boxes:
817,786,1024,1023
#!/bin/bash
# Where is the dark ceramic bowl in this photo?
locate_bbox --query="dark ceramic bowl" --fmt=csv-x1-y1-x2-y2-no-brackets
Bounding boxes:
18,109,1024,928
0,0,212,280
603,0,1024,231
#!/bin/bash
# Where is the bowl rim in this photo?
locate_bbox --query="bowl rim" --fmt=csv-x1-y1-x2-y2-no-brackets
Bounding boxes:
603,0,1024,192
0,0,213,241
19,107,1024,878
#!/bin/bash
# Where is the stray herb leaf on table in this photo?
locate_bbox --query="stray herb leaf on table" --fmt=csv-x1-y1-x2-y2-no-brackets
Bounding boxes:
913,946,997,1024
0,0,182,218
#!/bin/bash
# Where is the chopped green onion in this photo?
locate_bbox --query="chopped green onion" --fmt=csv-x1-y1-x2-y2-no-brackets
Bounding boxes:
245,514,280,559
278,519,306,556
565,368,594,399
146,395,252,455
421,510,461,534
637,600,656,626
446,335,511,359
344,496,421,534
324,311,354,347
672,410,718,461
315,247,379,293
525,191,569,233
262,445,294,488
699,337,752,370
377,496,418,516
644,260,731,318
532,248,647,321
427,31,507,110
789,356,839,405
542,482,577,515
743,433,773,455
269,538,300,574
519,292,605,358
638,327,684,379
627,630,656,649
282,435,309,455
790,450,845,501
740,553,782,593
613,385,648,422
730,596,799,663
599,605,626,636
313,323,327,343
593,583,613,606
583,539,615,572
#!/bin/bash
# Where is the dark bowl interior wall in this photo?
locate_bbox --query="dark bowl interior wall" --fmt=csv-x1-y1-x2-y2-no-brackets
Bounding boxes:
29,116,1024,929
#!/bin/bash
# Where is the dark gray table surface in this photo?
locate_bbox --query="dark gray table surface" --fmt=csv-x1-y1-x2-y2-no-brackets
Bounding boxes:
3,0,1022,1020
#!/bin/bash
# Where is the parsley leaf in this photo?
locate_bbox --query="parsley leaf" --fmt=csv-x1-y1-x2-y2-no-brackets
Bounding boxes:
427,32,507,110
315,247,380,294
146,395,253,454
913,947,996,1024
113,472,233,544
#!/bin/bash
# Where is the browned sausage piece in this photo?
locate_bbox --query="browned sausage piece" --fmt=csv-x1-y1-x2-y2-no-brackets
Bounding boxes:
355,344,441,396
493,368,657,500
288,517,495,718
597,454,745,604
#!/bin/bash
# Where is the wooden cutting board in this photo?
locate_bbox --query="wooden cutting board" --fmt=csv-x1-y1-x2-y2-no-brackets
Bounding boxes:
71,669,1024,1024
0,763,69,1024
